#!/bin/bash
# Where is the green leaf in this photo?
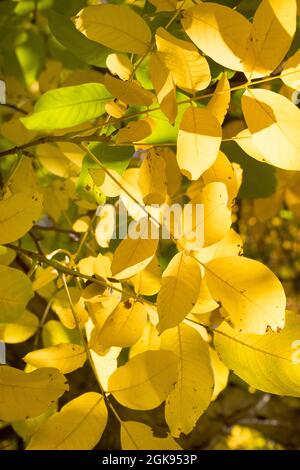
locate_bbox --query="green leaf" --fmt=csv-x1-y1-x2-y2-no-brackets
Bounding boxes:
47,10,113,68
21,83,111,131
0,266,33,322
16,30,46,85
88,142,133,174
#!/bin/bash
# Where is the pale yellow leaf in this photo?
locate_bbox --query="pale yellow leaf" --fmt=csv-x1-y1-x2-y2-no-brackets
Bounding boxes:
1,118,37,146
0,310,38,344
27,392,107,450
107,350,178,410
282,48,300,89
103,74,154,106
130,256,162,296
161,324,214,436
150,51,177,123
186,182,231,248
106,53,133,81
0,191,43,245
182,3,251,72
116,120,153,144
138,149,167,204
214,311,300,396
111,219,159,280
89,300,147,353
121,421,181,450
159,147,182,196
190,277,219,315
177,105,222,180
242,88,300,170
207,73,230,124
0,366,68,421
157,252,202,333
75,4,151,55
36,143,79,177
205,256,286,334
209,347,229,401
155,27,211,93
243,0,297,79
234,127,267,163
188,151,239,208
32,266,58,292
86,318,120,391
0,266,33,322
24,344,87,374
129,321,161,358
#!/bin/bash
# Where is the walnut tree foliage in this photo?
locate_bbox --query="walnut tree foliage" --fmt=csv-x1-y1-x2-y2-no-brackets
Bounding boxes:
1,0,300,451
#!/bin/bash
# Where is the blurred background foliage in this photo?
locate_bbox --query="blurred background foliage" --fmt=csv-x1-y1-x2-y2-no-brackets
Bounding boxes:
1,0,300,450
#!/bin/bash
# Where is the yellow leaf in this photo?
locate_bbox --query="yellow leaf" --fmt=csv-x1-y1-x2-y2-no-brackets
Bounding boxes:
188,151,239,208
0,191,43,245
242,88,300,170
75,4,151,55
138,149,167,204
36,143,80,177
129,321,161,358
159,147,182,196
214,311,300,396
161,324,214,436
190,277,219,315
207,73,230,124
89,300,147,353
0,266,33,322
86,318,120,391
105,100,127,118
106,53,133,81
234,127,267,163
194,229,243,265
107,350,178,409
209,347,229,401
103,74,154,106
205,256,286,334
13,403,57,443
72,216,90,233
157,252,202,333
150,51,177,123
42,320,80,348
55,141,86,171
24,344,87,374
282,48,300,90
52,287,88,329
130,256,162,296
155,27,211,94
0,366,68,421
0,118,37,146
32,266,58,292
116,120,153,144
177,105,222,180
27,392,107,450
121,421,181,450
0,245,16,266
0,310,38,344
243,0,297,79
89,168,121,198
182,3,251,72
111,219,159,280
188,182,231,248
